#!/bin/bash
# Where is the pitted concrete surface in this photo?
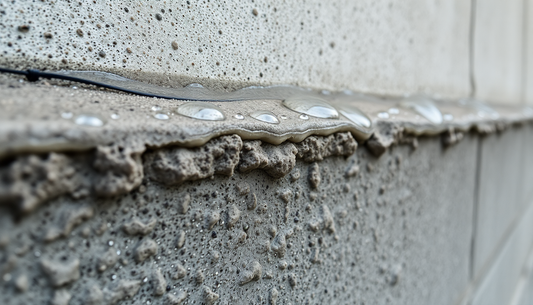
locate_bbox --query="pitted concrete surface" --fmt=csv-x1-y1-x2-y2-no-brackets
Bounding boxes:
0,67,532,305
0,0,471,98
0,131,478,305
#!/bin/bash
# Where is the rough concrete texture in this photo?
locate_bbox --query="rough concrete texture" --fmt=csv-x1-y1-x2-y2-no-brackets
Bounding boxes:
0,0,471,98
0,129,478,305
2,68,533,304
472,0,525,104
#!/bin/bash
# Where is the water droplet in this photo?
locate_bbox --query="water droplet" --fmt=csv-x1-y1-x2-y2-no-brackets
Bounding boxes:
176,102,225,121
388,108,400,114
283,96,339,119
61,112,73,119
234,113,244,120
377,112,390,119
34,251,41,257
108,240,114,246
154,112,170,120
111,274,117,280
459,99,499,119
151,105,162,111
71,86,78,90
523,106,533,116
280,114,288,120
187,83,204,88
116,250,121,255
443,114,454,121
143,277,148,283
338,105,372,129
400,96,443,124
342,89,354,95
74,114,105,127
250,110,279,124
110,113,119,120
299,114,309,120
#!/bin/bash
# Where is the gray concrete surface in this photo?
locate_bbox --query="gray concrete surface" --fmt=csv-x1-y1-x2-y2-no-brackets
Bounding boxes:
0,78,532,304
0,0,471,98
471,197,533,305
525,0,533,106
1,1,533,304
472,0,526,104
0,128,478,305
472,127,526,279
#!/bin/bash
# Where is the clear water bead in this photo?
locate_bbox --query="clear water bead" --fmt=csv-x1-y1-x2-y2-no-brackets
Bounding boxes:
282,96,339,119
299,114,309,120
234,113,245,120
338,105,372,130
377,112,390,119
443,114,454,121
458,99,499,119
61,112,73,119
151,105,162,111
388,108,400,114
186,83,204,88
110,113,120,120
154,112,170,120
74,114,104,127
250,110,279,124
400,96,443,124
176,102,225,121
523,106,533,117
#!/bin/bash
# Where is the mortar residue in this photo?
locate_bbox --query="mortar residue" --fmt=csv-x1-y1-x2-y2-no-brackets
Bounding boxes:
0,132,356,215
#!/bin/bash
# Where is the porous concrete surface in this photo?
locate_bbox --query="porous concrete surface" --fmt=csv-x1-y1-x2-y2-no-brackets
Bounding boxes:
0,129,477,305
0,0,471,98
1,62,533,304
472,0,526,104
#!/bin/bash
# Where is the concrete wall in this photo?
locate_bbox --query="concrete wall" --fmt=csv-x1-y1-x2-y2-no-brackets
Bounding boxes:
472,0,526,104
465,126,533,305
0,123,479,305
3,0,532,105
1,1,533,304
1,0,472,97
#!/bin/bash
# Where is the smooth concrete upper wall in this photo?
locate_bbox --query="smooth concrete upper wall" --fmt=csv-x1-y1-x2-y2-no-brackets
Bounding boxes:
526,0,533,105
473,0,525,105
0,0,471,98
